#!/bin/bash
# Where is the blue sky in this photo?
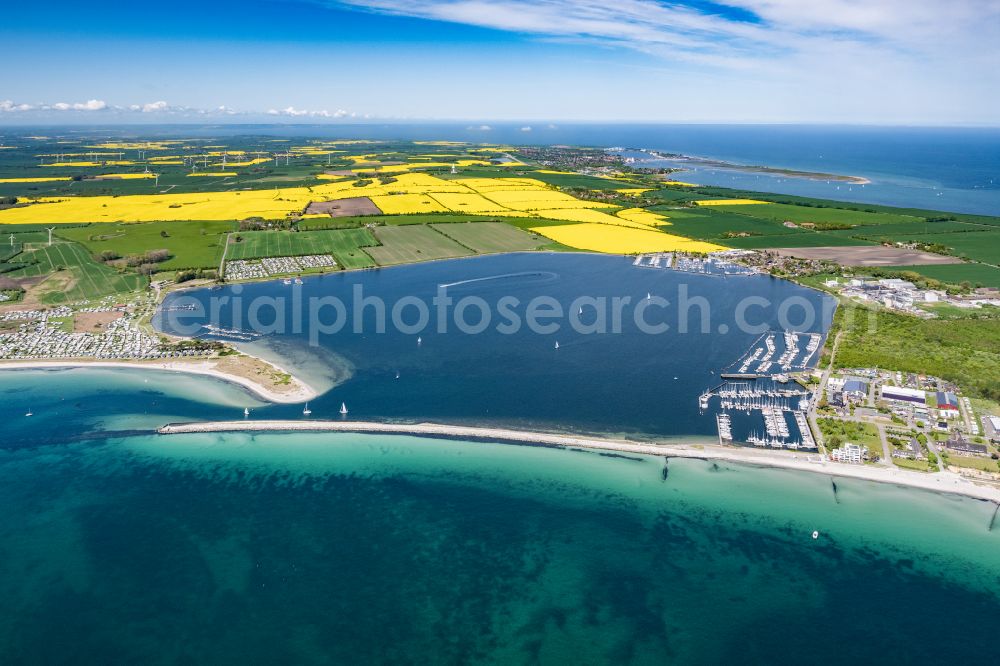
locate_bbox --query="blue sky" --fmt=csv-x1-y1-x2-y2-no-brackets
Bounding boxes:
2,0,998,124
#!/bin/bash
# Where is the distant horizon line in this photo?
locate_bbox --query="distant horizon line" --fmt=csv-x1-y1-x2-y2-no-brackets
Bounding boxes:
2,120,999,130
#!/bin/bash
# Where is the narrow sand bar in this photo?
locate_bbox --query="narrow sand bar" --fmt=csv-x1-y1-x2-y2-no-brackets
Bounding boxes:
158,420,1000,503
0,358,317,404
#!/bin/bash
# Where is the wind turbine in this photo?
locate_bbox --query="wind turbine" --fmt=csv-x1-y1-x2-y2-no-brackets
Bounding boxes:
9,233,15,247
46,227,56,247
154,173,160,187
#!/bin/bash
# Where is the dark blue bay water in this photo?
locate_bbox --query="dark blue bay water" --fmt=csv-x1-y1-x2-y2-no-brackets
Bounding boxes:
153,253,834,439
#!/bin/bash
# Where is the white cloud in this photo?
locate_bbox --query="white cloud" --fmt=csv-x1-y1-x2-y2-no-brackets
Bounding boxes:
50,99,107,112
0,100,35,112
468,124,492,130
267,106,352,118
322,0,1000,122
334,0,1000,68
520,126,532,132
0,99,356,120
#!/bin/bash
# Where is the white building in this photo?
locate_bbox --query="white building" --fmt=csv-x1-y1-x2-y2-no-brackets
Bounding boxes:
881,385,926,405
830,442,865,464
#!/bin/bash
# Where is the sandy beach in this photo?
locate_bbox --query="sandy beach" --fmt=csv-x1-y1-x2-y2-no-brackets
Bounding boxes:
0,357,318,404
157,420,1000,503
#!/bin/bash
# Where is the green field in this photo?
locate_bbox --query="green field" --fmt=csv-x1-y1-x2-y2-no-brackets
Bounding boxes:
707,202,921,226
652,207,810,239
881,263,1000,288
0,243,22,262
667,185,1000,226
58,220,236,270
888,230,1000,265
942,454,1000,473
6,242,146,303
367,225,473,265
832,303,1000,401
817,418,882,459
829,220,994,239
720,232,874,249
430,222,547,254
226,228,378,268
644,188,702,203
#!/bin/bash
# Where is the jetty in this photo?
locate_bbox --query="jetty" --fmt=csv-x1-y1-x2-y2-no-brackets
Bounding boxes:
151,421,1000,503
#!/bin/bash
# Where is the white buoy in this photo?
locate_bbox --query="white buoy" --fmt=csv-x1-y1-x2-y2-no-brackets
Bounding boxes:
812,530,819,540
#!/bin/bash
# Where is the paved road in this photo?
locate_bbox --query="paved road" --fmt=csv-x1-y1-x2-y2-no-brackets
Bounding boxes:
875,422,893,466
808,331,843,454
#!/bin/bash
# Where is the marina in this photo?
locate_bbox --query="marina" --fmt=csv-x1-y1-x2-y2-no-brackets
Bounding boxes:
632,252,759,276
700,327,824,451
200,324,264,342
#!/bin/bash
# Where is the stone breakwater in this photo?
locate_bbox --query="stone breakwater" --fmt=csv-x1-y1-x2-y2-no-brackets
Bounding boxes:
157,420,1000,503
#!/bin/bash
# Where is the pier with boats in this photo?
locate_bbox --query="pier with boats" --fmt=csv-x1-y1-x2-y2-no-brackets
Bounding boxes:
199,324,264,342
632,252,758,276
699,329,824,452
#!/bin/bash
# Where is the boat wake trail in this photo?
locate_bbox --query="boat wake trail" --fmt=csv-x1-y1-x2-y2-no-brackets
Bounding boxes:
438,271,558,289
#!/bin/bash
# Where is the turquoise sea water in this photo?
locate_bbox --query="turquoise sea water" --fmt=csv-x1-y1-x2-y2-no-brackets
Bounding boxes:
2,254,997,663
0,426,998,663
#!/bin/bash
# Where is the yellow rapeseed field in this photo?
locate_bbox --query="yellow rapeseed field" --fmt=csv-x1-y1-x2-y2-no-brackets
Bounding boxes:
219,158,270,167
480,189,609,210
427,192,511,214
94,173,155,180
0,176,72,183
529,223,726,254
187,172,238,177
695,199,768,206
86,142,180,150
452,177,542,191
529,208,649,229
615,208,669,226
0,168,723,266
369,193,449,215
44,161,136,167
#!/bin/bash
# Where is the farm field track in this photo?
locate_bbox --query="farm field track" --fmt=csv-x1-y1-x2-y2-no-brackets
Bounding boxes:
367,225,473,265
429,222,548,253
